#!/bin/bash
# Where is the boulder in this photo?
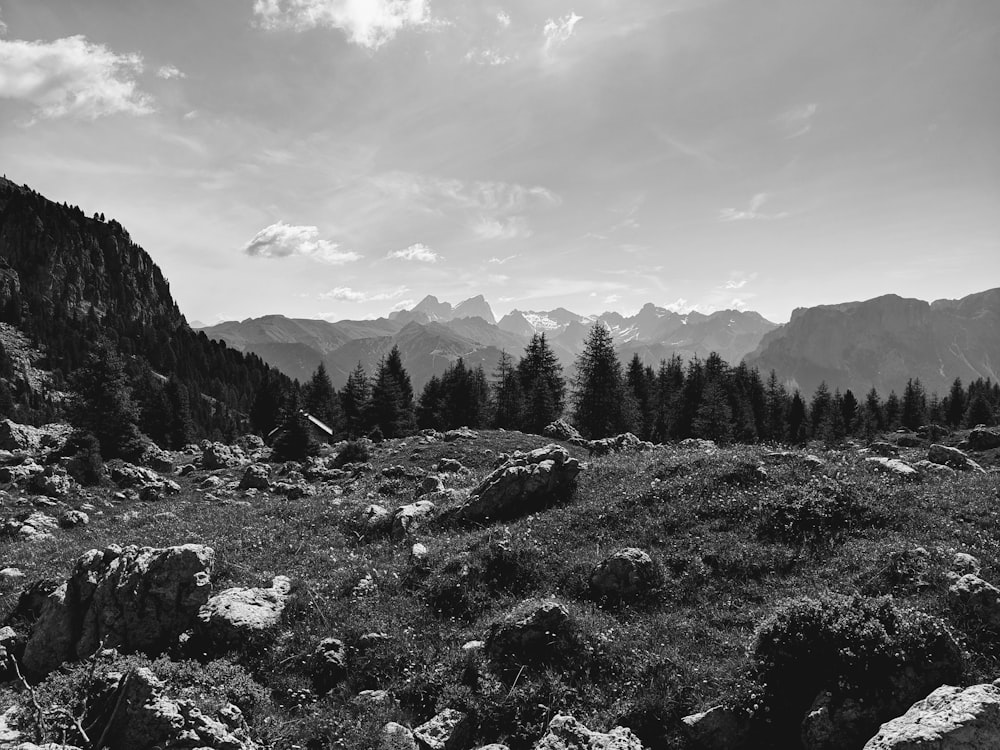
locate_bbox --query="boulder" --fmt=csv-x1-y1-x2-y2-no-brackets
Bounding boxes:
968,428,1000,451
22,544,215,678
589,548,658,602
534,714,643,750
953,553,982,577
486,598,576,664
29,467,77,498
413,708,472,750
587,432,653,456
236,434,266,453
457,444,581,523
682,705,750,750
381,722,419,750
200,441,247,470
0,567,25,582
863,683,1000,749
108,462,162,489
443,427,478,442
391,500,437,540
868,442,899,457
437,458,466,473
544,419,583,442
894,434,922,448
310,637,347,693
197,575,292,651
948,574,1000,627
863,457,919,479
0,459,43,484
361,504,393,536
913,460,956,479
95,667,260,750
238,463,271,491
3,511,58,541
928,444,985,473
0,420,71,453
416,474,445,497
58,509,89,528
140,444,175,473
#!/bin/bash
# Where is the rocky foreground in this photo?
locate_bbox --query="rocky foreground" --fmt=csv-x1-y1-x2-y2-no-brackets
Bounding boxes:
0,419,999,749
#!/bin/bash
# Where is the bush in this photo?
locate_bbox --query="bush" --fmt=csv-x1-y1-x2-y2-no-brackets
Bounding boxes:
757,481,881,547
63,430,104,486
334,439,371,468
750,594,962,749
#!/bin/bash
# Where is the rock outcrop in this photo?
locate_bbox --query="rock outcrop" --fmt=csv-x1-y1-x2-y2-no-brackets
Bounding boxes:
863,682,1000,749
0,420,71,453
457,444,581,523
948,574,1000,628
927,444,985,473
22,544,214,678
534,714,644,750
968,428,1000,451
589,548,658,602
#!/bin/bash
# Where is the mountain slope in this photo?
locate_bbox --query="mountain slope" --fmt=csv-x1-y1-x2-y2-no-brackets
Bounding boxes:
745,289,1000,395
0,176,288,434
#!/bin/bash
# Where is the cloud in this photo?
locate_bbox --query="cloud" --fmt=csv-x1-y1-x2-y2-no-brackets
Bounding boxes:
464,48,513,66
777,102,818,138
253,0,433,49
719,193,789,222
374,172,559,214
542,12,582,58
487,273,509,284
473,216,531,240
488,254,520,265
387,242,440,262
156,64,185,79
0,8,6,37
243,221,361,264
0,35,153,120
497,11,511,28
724,279,747,290
604,294,621,305
391,298,416,311
321,286,409,302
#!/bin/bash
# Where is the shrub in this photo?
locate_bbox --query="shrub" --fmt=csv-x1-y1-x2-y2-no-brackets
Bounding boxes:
757,481,880,547
334,439,371,468
750,594,962,749
63,430,104,486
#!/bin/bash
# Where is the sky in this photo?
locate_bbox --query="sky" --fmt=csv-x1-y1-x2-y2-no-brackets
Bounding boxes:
1,0,998,325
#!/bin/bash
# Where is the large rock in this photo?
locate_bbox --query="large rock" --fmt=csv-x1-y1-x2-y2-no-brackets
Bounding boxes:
486,598,576,664
108,462,163,489
310,637,347,693
913,460,957,479
534,714,643,750
863,457,919,479
544,419,583,442
3,511,58,541
457,444,581,523
413,708,472,750
863,683,1000,749
238,463,271,491
197,575,291,651
587,432,653,456
22,544,215,678
968,428,1000,451
29,467,77,498
0,458,44,484
95,667,260,750
948,574,1000,627
0,420,71,453
391,500,437,540
200,441,247,470
589,548,658,602
381,722,419,750
928,444,985,473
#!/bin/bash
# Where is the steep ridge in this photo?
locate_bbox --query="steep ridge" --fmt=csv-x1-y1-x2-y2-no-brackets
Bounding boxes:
745,289,1000,395
0,176,288,433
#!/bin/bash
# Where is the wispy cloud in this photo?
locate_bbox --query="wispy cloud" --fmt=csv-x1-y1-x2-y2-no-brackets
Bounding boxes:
497,10,511,29
0,8,7,37
604,294,621,305
0,35,152,121
387,242,440,262
488,254,520,265
253,0,434,49
243,221,361,264
156,64,185,80
777,102,818,138
719,193,789,222
542,12,582,59
321,285,410,302
465,48,513,66
474,216,531,240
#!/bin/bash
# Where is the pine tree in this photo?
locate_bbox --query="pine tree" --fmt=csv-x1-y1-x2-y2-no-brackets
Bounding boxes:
861,388,884,441
250,373,289,436
945,378,965,427
764,370,788,443
516,333,565,434
68,342,144,460
692,380,733,444
368,353,416,438
340,361,370,438
491,350,523,429
165,378,194,448
272,392,319,461
809,382,832,438
900,378,927,430
303,362,342,438
841,389,859,435
884,391,902,430
571,323,636,438
654,355,684,442
626,354,656,440
964,393,994,427
787,390,808,444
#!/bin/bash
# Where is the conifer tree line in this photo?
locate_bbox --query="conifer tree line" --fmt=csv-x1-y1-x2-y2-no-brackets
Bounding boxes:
250,323,1000,446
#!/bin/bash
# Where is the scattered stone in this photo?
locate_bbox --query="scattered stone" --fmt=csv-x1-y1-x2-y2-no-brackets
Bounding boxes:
413,708,472,750
590,548,658,602
968,428,1000,451
3,511,58,541
0,459,43,484
380,722,418,750
141,444,175,473
58,509,89,528
139,480,180,502
29,468,76,499
361,504,393,536
544,419,583,442
310,637,347,693
236,434,266,453
437,458,466,473
0,567,24,582
679,438,718,451
867,442,899,458
199,475,225,490
200,441,247,470
443,427,478,442
238,463,271,491
457,444,581,523
863,457,919,479
416,474,445,497
913,460,956,479
948,573,1000,628
587,432,653,456
893,434,922,448
681,705,750,750
863,682,1000,749
928,444,986,473
534,714,643,750
22,544,215,678
272,481,315,499
108,462,162,489
410,542,429,565
953,552,982,576
197,575,292,651
391,500,437,540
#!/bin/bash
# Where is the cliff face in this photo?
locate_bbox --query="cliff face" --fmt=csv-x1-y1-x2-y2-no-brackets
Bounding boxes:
745,291,1000,396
